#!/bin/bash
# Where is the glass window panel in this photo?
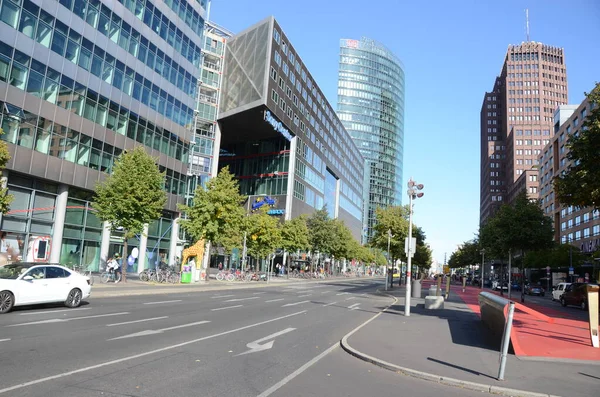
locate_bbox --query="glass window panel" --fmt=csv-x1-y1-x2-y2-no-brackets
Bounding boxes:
17,126,34,149
86,6,98,28
36,21,52,47
73,0,86,19
78,47,91,70
43,77,59,103
90,55,102,77
18,10,36,38
9,62,28,89
65,39,79,63
51,32,67,56
26,69,44,97
32,192,56,220
35,127,51,153
0,1,20,28
0,54,9,82
76,143,89,166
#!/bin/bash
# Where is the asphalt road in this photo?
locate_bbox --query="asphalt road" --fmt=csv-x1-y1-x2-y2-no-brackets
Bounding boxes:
0,277,474,397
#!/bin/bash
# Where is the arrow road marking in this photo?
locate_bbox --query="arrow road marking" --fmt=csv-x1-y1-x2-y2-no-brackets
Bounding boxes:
0,339,10,342
348,303,360,310
108,320,210,341
345,297,357,301
7,312,130,327
282,300,310,307
224,297,259,302
323,301,338,307
235,328,296,356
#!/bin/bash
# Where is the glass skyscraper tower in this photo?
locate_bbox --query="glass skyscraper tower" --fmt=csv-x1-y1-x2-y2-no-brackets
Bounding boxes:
337,38,405,242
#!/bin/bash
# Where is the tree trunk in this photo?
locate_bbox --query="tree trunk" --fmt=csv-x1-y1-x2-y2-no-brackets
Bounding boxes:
122,235,128,283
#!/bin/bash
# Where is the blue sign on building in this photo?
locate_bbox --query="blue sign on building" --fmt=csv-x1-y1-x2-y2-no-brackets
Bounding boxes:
264,110,293,141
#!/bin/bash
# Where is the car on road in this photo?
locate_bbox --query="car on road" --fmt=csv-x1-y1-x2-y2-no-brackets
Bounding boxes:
560,282,599,310
492,281,508,291
552,282,571,301
0,263,91,314
524,284,545,296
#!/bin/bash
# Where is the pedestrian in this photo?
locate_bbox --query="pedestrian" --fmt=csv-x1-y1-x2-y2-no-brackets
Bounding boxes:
218,262,223,271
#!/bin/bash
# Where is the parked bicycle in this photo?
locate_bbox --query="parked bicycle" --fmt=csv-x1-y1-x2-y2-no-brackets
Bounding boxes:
100,269,122,283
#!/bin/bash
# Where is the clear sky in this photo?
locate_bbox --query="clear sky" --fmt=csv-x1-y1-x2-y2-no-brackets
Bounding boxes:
210,0,600,263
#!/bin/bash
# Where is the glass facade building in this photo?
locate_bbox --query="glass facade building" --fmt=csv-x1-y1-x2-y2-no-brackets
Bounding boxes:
337,38,405,242
218,17,364,241
0,0,206,272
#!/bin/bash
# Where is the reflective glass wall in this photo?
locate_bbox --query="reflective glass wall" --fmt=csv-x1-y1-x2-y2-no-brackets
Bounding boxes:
337,38,405,242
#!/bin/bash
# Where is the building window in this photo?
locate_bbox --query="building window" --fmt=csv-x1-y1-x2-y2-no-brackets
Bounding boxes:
271,90,278,103
273,29,281,44
270,67,277,81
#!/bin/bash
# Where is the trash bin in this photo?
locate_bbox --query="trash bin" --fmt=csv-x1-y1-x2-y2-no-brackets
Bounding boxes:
181,272,192,284
412,279,421,298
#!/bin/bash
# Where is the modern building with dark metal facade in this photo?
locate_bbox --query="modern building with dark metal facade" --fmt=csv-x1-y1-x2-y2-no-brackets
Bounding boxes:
480,42,568,224
0,0,207,271
337,38,405,242
218,17,364,241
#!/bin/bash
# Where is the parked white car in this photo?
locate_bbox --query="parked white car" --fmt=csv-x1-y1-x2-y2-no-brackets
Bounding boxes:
0,263,92,314
552,282,571,302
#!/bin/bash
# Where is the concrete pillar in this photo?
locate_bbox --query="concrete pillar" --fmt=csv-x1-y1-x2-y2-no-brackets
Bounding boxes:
168,216,180,268
100,221,111,272
137,223,149,272
284,136,297,221
49,184,68,263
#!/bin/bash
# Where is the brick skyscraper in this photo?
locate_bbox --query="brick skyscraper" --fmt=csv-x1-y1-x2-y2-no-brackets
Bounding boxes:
480,42,568,224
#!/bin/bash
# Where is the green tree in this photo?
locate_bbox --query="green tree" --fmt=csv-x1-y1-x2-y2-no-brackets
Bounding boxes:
280,215,310,271
371,206,410,262
93,146,166,282
412,227,433,271
306,207,336,266
330,219,354,261
0,128,13,214
554,83,600,209
178,167,245,257
246,207,282,267
448,239,480,270
480,192,554,299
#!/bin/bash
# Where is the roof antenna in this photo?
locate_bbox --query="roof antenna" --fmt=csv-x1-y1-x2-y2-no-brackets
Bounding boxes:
525,9,530,42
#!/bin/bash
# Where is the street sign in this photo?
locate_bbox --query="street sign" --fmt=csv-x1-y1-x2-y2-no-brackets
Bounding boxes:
404,237,416,257
569,267,574,275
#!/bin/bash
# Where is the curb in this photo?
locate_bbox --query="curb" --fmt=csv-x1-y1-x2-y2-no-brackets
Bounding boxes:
339,292,558,397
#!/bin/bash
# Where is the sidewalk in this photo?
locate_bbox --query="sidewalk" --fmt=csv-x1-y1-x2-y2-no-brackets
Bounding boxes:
450,281,600,362
341,284,599,397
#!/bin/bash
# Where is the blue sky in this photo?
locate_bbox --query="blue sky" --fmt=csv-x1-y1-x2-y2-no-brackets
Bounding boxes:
210,0,600,263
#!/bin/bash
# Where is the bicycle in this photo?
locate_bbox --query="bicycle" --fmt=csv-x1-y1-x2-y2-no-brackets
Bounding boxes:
100,269,122,283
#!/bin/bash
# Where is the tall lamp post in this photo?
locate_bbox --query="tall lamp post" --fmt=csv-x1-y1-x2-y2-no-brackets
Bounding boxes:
387,229,393,290
480,248,486,290
405,178,424,317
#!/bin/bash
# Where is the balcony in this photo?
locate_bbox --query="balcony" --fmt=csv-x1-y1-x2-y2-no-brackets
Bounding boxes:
202,60,220,71
198,93,218,105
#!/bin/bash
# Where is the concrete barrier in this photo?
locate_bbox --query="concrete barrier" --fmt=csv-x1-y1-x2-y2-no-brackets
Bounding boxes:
478,291,512,348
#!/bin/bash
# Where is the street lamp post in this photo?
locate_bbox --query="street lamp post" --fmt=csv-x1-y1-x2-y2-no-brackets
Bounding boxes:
405,178,424,317
387,229,393,290
480,248,486,290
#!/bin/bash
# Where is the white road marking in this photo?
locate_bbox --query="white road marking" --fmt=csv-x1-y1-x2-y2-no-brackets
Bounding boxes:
282,300,310,307
236,328,296,356
211,305,243,311
336,292,350,296
211,294,235,299
257,342,339,397
265,298,284,303
323,301,338,307
345,296,357,301
297,294,312,298
0,339,10,342
19,308,91,316
0,311,306,395
252,292,267,295
106,316,168,327
7,312,130,327
298,290,313,293
348,303,360,310
224,297,259,302
143,300,182,305
321,291,331,294
108,321,211,340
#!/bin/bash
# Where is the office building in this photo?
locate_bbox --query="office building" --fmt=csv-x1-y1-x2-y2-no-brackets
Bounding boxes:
480,42,568,224
337,38,405,242
218,17,364,240
0,0,207,271
539,99,600,266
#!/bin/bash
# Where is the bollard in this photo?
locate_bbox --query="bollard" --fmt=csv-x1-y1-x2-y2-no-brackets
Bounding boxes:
587,285,599,348
498,301,515,380
445,275,451,299
437,276,442,296
462,276,467,293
